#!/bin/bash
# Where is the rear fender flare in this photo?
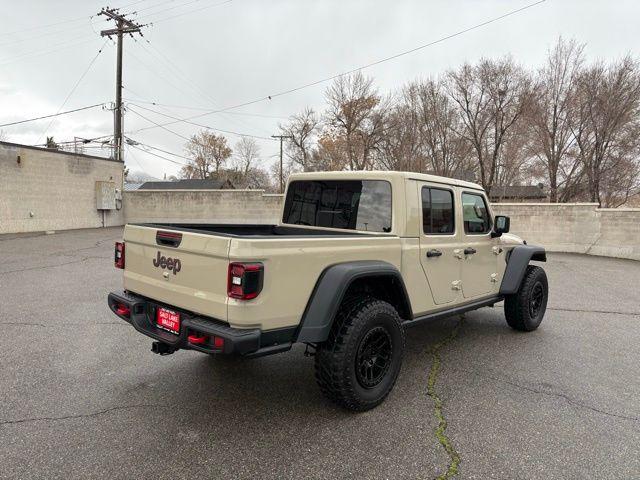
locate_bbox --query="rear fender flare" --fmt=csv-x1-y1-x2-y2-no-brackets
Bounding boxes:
500,245,547,295
295,261,412,343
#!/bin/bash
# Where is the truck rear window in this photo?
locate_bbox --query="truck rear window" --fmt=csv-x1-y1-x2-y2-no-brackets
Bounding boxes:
282,180,392,232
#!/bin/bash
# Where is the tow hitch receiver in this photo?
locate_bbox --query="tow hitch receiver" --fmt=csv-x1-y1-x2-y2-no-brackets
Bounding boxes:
151,341,176,356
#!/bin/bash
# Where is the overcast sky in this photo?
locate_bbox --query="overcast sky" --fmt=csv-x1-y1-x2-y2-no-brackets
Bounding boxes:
1,0,638,179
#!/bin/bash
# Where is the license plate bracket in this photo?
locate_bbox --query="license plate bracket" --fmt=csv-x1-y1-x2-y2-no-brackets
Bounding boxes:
156,307,180,335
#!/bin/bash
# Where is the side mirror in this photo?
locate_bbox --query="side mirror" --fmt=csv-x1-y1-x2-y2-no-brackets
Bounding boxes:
491,215,510,238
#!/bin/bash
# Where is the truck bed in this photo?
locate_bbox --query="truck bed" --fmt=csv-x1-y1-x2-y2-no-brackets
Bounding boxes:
122,222,401,330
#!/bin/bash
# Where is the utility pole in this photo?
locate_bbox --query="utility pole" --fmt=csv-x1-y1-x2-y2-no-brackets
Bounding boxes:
271,134,292,193
98,7,144,163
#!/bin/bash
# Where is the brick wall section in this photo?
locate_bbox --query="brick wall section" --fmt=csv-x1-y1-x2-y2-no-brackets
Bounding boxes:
123,190,283,224
0,142,124,234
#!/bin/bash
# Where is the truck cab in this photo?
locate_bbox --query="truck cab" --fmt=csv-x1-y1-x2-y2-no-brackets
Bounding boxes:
109,171,548,411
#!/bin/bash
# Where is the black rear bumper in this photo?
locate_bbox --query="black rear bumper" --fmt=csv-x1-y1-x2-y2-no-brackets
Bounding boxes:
107,291,292,357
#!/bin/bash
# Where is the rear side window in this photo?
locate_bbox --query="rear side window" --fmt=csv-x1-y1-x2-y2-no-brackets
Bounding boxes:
462,192,491,234
422,187,455,234
282,180,392,232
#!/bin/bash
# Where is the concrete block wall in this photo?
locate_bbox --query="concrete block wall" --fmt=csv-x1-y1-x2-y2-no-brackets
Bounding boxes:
0,142,124,234
594,209,640,260
123,190,283,224
492,203,640,261
123,192,640,261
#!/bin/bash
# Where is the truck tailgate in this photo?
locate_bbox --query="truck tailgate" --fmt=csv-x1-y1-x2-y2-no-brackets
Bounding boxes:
122,225,230,321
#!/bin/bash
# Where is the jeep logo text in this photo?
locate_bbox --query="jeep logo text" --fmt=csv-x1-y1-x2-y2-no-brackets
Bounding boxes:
153,251,181,275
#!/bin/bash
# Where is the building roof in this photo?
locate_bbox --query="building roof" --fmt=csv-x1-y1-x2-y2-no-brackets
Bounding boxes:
124,182,143,191
489,185,546,199
138,178,233,190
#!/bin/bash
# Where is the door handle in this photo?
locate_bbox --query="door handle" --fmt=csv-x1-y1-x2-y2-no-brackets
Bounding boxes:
464,247,477,255
426,249,443,258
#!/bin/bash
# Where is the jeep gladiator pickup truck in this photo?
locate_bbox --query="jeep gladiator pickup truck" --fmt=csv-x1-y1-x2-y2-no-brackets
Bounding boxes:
108,171,548,411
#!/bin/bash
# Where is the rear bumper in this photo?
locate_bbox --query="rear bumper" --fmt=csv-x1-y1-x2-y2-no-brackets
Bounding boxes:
107,291,292,357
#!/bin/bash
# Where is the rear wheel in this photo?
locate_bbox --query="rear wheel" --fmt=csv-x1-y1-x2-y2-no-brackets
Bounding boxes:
314,297,405,411
504,265,548,331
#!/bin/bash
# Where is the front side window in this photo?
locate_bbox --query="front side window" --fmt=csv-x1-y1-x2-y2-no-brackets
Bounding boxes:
422,187,455,234
462,192,491,234
282,180,392,232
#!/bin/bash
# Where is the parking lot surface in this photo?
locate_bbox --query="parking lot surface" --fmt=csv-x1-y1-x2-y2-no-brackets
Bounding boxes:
1,227,639,479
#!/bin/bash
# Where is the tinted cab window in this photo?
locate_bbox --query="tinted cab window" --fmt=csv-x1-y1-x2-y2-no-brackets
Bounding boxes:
462,192,491,234
282,180,392,232
422,187,455,234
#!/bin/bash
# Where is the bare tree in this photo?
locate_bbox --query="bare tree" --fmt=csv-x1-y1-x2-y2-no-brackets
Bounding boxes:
572,56,640,205
528,38,585,202
405,79,475,177
324,72,387,170
280,108,320,171
233,137,261,175
181,130,232,179
376,98,421,172
310,133,350,171
446,57,532,191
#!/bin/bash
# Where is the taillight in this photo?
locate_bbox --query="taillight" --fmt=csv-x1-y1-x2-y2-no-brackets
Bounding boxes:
227,262,263,300
115,242,125,269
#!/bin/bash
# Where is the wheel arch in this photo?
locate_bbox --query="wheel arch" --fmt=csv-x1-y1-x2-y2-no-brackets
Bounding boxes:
500,245,547,295
295,261,412,343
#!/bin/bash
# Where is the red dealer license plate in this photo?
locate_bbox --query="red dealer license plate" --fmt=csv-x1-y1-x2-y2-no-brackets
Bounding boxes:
156,307,180,334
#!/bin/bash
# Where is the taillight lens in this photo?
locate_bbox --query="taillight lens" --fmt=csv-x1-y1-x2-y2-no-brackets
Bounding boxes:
227,262,263,300
114,242,125,269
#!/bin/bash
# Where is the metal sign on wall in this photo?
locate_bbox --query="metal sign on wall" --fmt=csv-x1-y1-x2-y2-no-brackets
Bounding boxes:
96,181,116,210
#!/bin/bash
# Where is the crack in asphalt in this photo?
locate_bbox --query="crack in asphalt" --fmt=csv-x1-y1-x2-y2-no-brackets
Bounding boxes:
427,317,464,480
0,321,125,328
459,369,639,423
0,404,167,427
0,256,110,275
547,306,640,317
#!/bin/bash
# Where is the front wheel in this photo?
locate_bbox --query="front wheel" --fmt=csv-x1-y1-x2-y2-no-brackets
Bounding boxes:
314,297,405,411
504,265,548,331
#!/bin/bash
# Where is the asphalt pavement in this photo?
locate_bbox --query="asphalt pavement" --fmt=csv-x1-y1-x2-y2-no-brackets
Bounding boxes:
1,227,638,479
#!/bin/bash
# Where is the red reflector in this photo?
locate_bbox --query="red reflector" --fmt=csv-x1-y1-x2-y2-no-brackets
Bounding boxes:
214,336,224,349
114,242,125,269
188,334,207,345
115,303,130,317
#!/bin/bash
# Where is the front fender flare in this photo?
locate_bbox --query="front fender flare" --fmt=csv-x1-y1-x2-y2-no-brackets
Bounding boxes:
499,245,547,295
295,261,411,343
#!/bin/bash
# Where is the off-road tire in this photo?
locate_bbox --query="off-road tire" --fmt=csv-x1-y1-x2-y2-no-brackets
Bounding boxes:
504,265,548,332
314,296,405,411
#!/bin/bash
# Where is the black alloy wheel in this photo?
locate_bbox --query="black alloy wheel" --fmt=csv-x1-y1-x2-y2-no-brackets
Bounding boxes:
355,326,393,389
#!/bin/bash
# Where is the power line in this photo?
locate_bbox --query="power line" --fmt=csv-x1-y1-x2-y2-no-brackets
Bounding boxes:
129,142,189,166
139,0,233,25
134,0,216,17
38,40,109,144
0,14,94,38
130,0,546,133
0,35,101,66
127,137,192,161
123,98,288,119
0,103,106,128
128,103,276,141
127,105,198,142
135,36,274,136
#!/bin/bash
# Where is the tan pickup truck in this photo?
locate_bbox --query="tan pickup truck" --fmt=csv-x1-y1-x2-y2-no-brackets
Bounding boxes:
108,171,548,410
